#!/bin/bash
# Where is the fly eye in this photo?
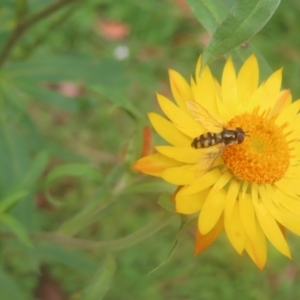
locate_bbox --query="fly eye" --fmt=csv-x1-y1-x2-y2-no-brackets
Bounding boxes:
237,133,245,144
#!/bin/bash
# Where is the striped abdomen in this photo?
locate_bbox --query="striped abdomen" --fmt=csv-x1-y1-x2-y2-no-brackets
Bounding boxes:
191,132,222,149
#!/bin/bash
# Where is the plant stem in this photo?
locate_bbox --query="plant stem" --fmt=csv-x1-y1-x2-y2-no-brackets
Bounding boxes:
0,0,79,68
21,212,176,251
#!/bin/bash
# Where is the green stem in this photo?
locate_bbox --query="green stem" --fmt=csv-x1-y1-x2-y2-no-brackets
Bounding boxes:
0,0,79,68
15,0,28,22
27,212,176,251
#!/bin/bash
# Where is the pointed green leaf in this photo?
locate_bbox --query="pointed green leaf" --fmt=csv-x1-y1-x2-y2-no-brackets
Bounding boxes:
46,163,103,185
16,151,49,190
186,0,233,33
3,55,127,87
15,80,80,111
149,216,197,274
201,0,281,66
0,191,28,214
90,85,143,120
0,214,33,248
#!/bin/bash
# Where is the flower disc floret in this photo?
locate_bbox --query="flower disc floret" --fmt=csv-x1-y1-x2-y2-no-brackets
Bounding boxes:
223,110,290,184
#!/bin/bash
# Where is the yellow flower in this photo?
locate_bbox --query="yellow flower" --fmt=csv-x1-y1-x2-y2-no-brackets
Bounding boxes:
132,55,300,269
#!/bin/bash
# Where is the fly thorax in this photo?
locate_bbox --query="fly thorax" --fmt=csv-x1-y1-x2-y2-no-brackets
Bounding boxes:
221,130,237,145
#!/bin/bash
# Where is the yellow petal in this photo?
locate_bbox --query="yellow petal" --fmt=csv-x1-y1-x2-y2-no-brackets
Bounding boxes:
195,55,202,79
221,56,238,118
224,200,245,254
244,84,263,112
275,99,300,126
194,215,223,255
194,65,230,123
251,182,259,201
194,60,218,113
211,171,232,192
181,168,222,195
213,77,222,98
239,192,256,241
155,146,201,164
162,164,196,185
157,93,204,138
176,187,209,214
241,181,249,200
272,186,300,215
290,151,300,167
275,178,300,198
260,68,282,111
244,220,267,270
290,113,300,138
258,185,282,222
148,113,191,146
276,206,300,236
237,54,259,109
198,189,226,234
169,69,193,114
254,192,291,258
260,185,299,242
224,179,240,219
269,89,292,118
284,165,300,179
190,77,223,123
132,153,182,177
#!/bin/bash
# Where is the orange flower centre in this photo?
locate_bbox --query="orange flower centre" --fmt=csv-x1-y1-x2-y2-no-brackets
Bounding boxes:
222,109,290,184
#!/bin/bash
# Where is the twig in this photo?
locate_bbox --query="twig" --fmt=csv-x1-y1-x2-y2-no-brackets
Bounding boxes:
0,0,79,67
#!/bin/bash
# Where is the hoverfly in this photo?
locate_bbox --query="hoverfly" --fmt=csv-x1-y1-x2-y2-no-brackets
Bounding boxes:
186,100,247,175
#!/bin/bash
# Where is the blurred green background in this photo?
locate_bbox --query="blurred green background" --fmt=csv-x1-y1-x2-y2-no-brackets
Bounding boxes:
1,0,300,299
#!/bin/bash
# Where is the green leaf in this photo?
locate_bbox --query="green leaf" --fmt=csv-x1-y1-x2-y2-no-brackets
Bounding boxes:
16,151,49,191
0,83,44,151
0,214,33,248
0,191,28,214
201,0,281,66
149,216,197,274
79,254,116,300
186,0,234,33
0,107,30,195
3,55,127,87
7,152,48,230
46,163,103,185
90,85,143,120
15,80,80,111
45,163,103,206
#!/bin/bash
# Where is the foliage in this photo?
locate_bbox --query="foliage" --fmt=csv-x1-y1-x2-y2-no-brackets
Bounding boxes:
0,0,300,299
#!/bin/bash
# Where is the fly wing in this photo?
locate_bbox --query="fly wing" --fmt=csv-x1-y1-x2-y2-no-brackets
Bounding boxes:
186,100,223,132
196,145,224,177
